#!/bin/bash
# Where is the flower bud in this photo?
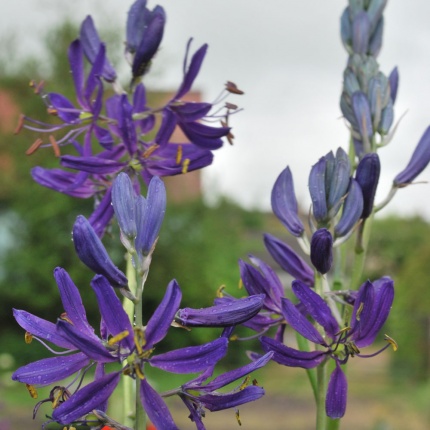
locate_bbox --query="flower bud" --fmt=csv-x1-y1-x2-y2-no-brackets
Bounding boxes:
355,153,380,218
310,229,333,274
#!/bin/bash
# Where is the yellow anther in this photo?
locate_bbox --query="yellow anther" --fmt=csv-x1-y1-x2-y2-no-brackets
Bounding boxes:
25,331,33,344
108,330,130,346
335,326,351,336
216,285,226,298
239,375,250,391
181,158,190,174
59,313,73,325
355,302,364,321
229,334,239,341
25,383,38,399
176,145,183,164
238,278,243,290
384,334,398,351
134,327,146,355
235,409,242,426
143,144,159,158
52,388,65,408
134,362,145,380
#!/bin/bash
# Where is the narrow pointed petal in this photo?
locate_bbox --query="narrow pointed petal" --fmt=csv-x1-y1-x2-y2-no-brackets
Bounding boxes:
135,176,166,256
394,126,430,186
145,279,182,350
388,66,399,104
52,371,121,424
72,215,128,288
200,385,265,412
356,153,380,218
203,352,273,391
150,337,228,374
48,93,79,123
68,39,86,108
88,187,115,238
271,166,304,237
352,11,371,55
260,336,325,369
175,41,207,100
175,294,265,327
180,121,228,150
140,378,179,430
12,353,90,386
292,280,339,339
281,298,326,345
56,319,115,362
326,364,348,419
60,155,125,174
334,179,363,238
310,228,333,274
352,91,373,143
327,148,351,215
91,275,134,351
155,109,177,146
112,172,137,239
13,309,75,350
54,267,95,338
309,157,328,223
171,102,212,122
263,233,314,286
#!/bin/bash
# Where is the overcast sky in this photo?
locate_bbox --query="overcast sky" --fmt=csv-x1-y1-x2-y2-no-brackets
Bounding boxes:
3,1,430,219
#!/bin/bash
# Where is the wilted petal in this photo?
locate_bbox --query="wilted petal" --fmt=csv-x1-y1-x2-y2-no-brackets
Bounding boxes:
140,378,179,430
12,353,90,386
72,215,128,288
334,179,364,238
150,337,228,374
281,298,326,345
271,166,304,237
112,172,137,239
13,309,75,350
310,228,333,275
263,233,314,286
260,336,325,369
175,294,265,327
91,275,134,351
326,363,348,419
52,371,121,424
355,153,380,218
394,126,430,186
145,279,182,350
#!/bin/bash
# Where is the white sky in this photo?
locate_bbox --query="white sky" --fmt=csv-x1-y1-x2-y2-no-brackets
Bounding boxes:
2,0,430,219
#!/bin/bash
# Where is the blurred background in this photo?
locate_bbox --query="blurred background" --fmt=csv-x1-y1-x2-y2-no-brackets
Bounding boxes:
0,1,429,429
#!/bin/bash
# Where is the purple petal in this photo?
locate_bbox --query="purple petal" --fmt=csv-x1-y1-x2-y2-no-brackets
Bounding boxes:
60,154,125,174
135,176,166,256
88,187,115,238
91,275,134,351
309,157,328,222
352,91,374,142
170,102,212,122
326,363,348,419
52,371,121,424
140,378,179,430
48,93,80,123
292,280,339,339
54,267,95,338
150,337,228,374
94,124,114,150
175,294,265,327
31,167,96,198
175,41,207,100
112,172,137,238
155,109,177,146
13,309,76,350
202,352,273,391
260,336,325,369
394,126,430,186
263,233,314,286
12,353,90,386
72,215,128,288
68,39,86,108
271,166,305,237
281,298,326,345
352,11,371,54
56,319,115,363
310,228,333,275
199,385,265,412
388,66,399,104
180,121,228,150
145,279,182,350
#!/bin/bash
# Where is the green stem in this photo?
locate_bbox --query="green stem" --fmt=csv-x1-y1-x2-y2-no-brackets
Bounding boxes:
295,332,318,402
316,360,328,430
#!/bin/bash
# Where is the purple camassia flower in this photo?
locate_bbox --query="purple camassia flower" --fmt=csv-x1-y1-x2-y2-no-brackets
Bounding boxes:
258,277,396,419
11,272,233,427
20,5,238,237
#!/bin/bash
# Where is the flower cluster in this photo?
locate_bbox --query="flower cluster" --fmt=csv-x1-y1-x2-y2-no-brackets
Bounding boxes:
17,0,242,237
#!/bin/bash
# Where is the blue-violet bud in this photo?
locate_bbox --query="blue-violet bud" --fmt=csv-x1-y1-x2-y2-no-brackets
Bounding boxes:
355,153,380,218
310,228,333,274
